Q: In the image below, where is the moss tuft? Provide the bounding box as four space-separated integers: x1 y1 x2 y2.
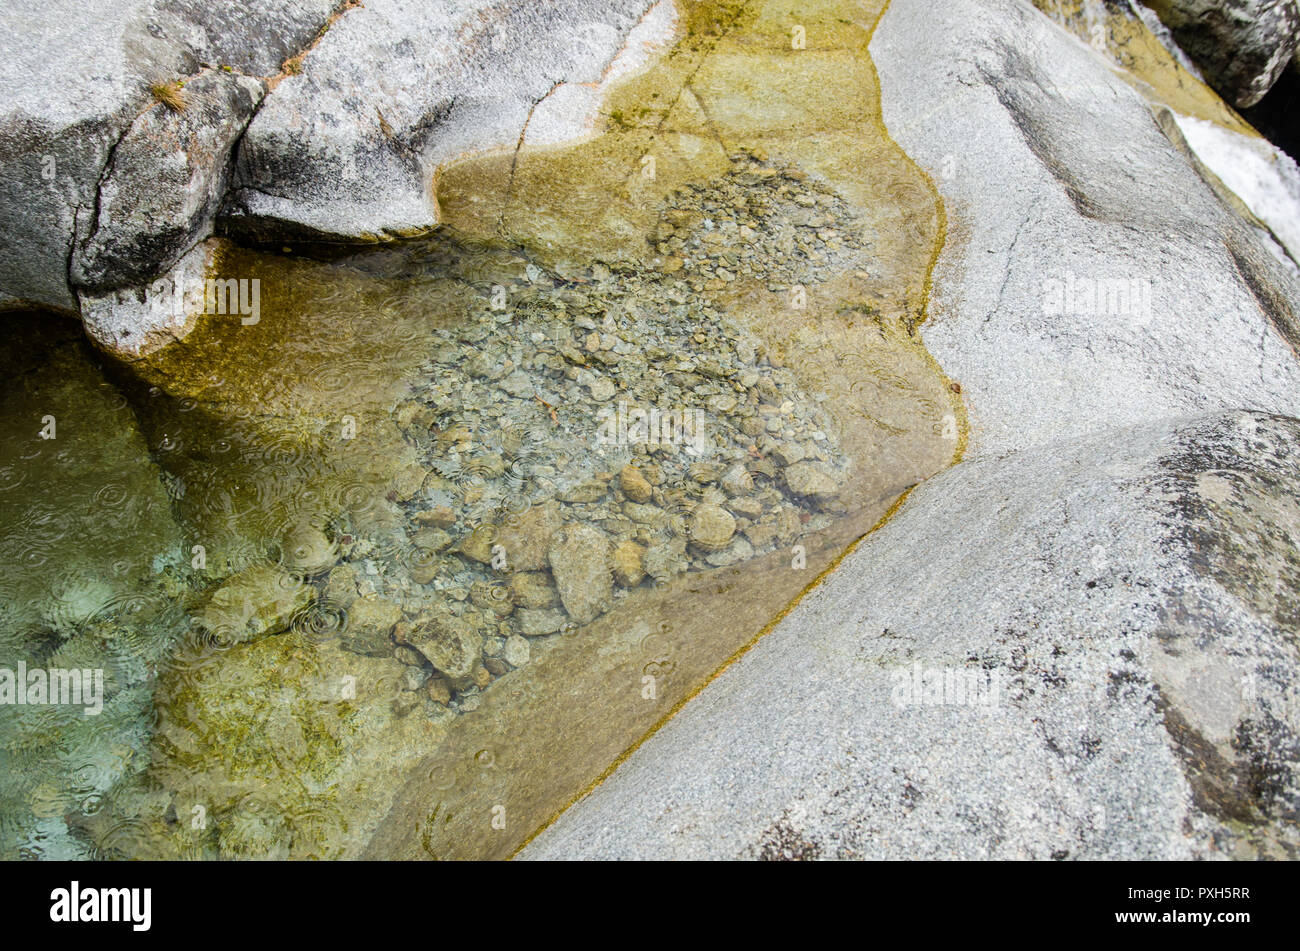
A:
149 80 187 113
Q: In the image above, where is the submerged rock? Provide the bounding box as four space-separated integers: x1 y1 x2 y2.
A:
496 503 562 572
470 580 515 617
509 571 560 609
548 524 613 625
0 317 189 860
218 802 291 861
396 612 483 690
516 607 568 637
342 597 402 656
281 522 338 576
85 629 446 860
687 503 736 553
612 540 648 587
782 463 842 507
720 463 755 497
503 634 531 668
458 525 498 565
409 527 453 554
196 564 314 647
643 538 688 583
619 465 654 503
323 564 361 607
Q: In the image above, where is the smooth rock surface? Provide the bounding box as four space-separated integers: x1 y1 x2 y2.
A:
1168 112 1300 264
880 0 1300 458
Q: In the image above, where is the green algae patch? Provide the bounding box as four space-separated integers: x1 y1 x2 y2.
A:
0 314 191 859
77 629 448 859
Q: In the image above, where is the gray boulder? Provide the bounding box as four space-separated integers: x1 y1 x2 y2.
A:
224 0 660 243
881 0 1300 457
0 0 337 310
1143 0 1300 107
1 0 665 355
77 237 225 357
71 69 263 292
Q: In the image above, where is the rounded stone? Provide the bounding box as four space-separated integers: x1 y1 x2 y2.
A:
282 523 337 576
689 503 736 552
620 465 654 503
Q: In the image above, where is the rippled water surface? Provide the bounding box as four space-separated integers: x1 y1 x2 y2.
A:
0 0 963 859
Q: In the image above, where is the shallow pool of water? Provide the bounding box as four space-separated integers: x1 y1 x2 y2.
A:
0 0 963 860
